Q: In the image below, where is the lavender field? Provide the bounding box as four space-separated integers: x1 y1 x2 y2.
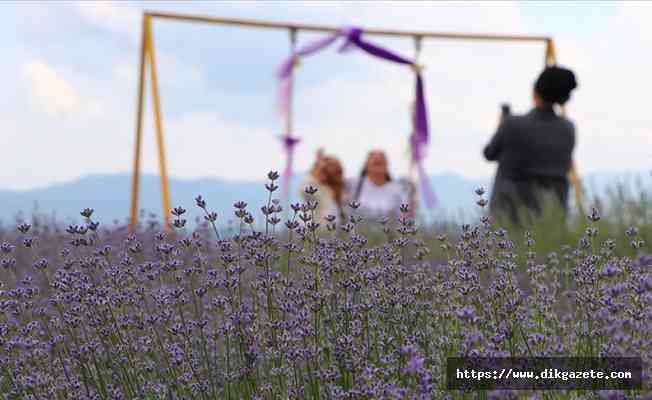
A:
0 171 650 399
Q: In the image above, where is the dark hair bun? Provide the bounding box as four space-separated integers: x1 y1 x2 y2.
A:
534 66 577 105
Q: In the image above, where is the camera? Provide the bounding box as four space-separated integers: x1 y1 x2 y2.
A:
501 103 511 117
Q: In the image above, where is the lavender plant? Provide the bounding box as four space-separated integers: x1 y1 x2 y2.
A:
0 172 650 400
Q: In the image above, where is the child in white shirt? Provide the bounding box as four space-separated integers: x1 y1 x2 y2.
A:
348 150 410 219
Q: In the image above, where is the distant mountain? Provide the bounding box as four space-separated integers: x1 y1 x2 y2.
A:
0 173 285 227
0 171 648 226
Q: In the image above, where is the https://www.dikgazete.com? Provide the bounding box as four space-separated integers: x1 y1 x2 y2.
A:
456 367 633 382
446 357 642 390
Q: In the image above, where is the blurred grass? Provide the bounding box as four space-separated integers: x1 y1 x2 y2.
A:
1 175 649 265
377 175 652 263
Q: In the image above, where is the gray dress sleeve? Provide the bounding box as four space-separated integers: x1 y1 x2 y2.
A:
484 118 512 161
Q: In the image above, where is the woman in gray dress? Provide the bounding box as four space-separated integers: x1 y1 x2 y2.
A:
483 66 578 224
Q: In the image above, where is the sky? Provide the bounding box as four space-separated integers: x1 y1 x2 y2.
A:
1 0 651 190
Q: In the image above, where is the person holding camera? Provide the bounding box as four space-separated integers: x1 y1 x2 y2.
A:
483 66 578 224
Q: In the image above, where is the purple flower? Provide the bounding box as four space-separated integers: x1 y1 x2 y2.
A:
17 223 31 233
195 195 207 209
636 254 652 268
599 263 621 278
588 207 601 222
455 305 476 322
171 206 186 217
234 201 248 209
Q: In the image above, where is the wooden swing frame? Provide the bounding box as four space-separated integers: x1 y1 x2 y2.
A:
129 10 584 231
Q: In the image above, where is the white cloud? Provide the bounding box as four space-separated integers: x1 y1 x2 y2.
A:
349 1 526 34
113 63 135 84
77 1 204 91
157 53 204 90
22 60 104 119
155 111 284 180
548 4 652 174
616 2 652 43
113 54 203 91
23 60 81 115
75 0 139 40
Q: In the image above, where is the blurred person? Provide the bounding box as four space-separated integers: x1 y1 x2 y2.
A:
301 149 346 222
350 150 410 218
484 66 578 224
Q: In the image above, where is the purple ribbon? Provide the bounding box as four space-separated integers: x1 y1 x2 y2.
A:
277 31 344 116
279 135 300 196
277 30 345 189
336 27 429 148
276 26 434 208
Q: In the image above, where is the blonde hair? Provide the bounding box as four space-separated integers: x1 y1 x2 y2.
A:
312 155 345 216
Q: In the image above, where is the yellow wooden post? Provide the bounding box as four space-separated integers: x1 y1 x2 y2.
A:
285 29 296 140
545 39 557 67
145 16 172 230
546 39 585 215
129 16 148 232
408 35 423 215
283 28 297 211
